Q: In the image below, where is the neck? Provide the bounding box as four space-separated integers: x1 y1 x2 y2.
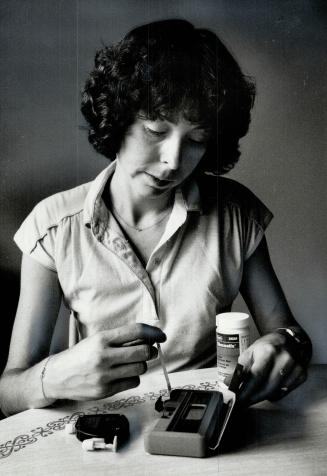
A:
109 162 174 228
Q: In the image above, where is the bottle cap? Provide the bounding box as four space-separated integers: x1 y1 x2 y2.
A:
216 312 249 331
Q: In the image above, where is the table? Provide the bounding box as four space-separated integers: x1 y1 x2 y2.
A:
0 365 326 475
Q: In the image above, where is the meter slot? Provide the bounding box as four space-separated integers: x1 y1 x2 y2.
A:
167 391 212 433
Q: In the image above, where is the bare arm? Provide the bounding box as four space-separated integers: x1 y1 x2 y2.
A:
238 237 312 405
0 254 62 415
0 254 166 415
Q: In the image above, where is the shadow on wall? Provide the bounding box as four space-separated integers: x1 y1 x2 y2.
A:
0 268 20 374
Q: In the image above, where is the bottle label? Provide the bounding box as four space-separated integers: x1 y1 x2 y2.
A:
217 332 249 385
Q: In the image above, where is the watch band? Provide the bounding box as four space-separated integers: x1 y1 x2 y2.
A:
275 327 312 365
276 327 302 343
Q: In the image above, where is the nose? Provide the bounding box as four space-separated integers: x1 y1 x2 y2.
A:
160 135 182 170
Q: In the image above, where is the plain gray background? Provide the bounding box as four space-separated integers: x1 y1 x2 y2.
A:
0 0 326 366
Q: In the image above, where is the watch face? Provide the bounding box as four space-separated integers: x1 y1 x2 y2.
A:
286 329 301 343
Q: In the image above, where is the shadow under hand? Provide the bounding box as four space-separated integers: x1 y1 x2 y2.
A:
219 365 327 455
219 404 308 455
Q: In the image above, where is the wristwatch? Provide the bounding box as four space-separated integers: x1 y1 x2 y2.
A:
275 327 312 366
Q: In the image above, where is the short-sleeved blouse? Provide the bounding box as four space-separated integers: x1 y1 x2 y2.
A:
14 162 273 373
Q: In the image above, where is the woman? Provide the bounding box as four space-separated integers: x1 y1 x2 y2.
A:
0 19 312 416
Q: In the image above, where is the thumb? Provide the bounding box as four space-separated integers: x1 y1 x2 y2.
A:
238 347 254 373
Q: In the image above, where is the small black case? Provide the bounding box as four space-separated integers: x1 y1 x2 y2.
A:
75 414 129 446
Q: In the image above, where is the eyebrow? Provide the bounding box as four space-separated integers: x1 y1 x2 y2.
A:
138 114 209 132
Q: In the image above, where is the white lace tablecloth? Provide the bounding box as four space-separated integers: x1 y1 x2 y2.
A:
0 366 326 476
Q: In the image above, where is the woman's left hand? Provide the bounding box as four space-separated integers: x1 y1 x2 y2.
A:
237 331 308 406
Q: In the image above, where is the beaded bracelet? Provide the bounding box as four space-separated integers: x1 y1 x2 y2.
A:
40 355 52 403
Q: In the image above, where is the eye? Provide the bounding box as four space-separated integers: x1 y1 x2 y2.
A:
144 126 167 137
188 131 209 144
188 137 205 144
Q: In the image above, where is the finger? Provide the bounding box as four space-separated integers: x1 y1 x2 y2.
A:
106 376 140 396
244 352 295 405
122 339 147 347
101 323 166 346
269 365 307 401
283 365 307 391
104 344 158 366
109 361 148 381
238 348 254 372
237 347 274 404
264 351 295 389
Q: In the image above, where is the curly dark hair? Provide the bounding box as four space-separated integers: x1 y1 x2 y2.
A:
81 19 255 175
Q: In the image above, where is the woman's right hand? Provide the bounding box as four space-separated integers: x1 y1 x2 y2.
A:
44 323 166 401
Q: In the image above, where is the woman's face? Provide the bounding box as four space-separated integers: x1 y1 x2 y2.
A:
116 113 209 198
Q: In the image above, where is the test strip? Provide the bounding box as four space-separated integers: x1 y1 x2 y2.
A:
157 343 171 395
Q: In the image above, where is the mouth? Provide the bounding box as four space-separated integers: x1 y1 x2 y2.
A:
145 173 176 187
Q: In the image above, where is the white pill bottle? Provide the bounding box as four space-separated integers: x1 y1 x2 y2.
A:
216 312 250 386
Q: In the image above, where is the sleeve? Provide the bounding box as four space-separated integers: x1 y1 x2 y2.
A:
242 195 273 261
222 179 274 261
13 199 58 272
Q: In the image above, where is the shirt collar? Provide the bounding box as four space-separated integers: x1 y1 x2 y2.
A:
83 161 203 228
83 161 117 228
181 175 202 213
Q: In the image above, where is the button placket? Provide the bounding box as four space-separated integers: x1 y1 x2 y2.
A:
102 227 156 299
90 197 156 304
139 287 159 324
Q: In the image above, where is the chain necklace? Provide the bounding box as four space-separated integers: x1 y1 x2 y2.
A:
111 205 172 232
